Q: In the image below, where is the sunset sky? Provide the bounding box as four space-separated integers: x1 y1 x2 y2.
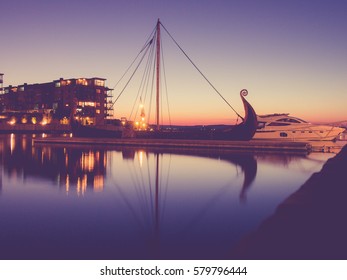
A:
1 0 346 125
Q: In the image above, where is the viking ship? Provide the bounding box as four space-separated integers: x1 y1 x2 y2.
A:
71 19 257 140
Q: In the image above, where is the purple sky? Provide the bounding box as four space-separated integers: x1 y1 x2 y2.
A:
1 0 347 124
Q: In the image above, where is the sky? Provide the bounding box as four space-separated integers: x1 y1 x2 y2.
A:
1 0 347 125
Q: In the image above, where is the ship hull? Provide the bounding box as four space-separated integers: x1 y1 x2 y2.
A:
71 93 258 141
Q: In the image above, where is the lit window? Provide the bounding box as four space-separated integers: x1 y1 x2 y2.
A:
55 82 61 87
96 109 100 114
19 86 24 91
77 79 88 86
94 79 105 87
268 122 290 126
278 118 300 123
84 102 96 107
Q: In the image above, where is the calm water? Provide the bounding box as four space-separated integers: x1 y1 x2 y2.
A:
0 134 335 260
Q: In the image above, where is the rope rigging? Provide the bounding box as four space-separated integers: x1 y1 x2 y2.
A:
111 41 152 108
159 22 243 120
129 36 156 121
110 19 243 124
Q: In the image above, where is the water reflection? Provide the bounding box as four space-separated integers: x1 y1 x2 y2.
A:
0 134 334 259
0 134 260 200
1 134 106 195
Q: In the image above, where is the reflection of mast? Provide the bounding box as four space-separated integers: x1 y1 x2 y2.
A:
155 153 159 236
151 152 160 256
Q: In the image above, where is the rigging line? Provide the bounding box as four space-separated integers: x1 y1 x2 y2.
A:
126 160 151 226
111 27 156 90
157 153 164 223
138 39 156 120
179 178 236 236
142 39 156 105
160 36 172 126
129 38 156 121
159 36 164 126
137 152 152 224
160 22 243 120
160 75 164 125
160 153 171 222
111 181 146 232
111 36 154 109
145 152 155 222
147 51 156 125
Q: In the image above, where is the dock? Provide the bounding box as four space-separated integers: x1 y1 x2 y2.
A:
33 136 312 153
0 123 70 134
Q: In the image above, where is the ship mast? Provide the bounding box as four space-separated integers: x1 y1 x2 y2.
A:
156 19 160 131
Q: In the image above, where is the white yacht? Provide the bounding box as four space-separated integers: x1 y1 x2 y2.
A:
254 114 345 141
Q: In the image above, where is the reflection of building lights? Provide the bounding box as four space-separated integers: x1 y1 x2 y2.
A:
22 137 27 151
70 133 73 138
66 174 70 193
10 133 15 154
76 175 87 196
138 150 144 167
81 151 95 172
93 175 104 192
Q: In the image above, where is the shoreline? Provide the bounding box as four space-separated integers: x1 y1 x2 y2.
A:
231 144 347 259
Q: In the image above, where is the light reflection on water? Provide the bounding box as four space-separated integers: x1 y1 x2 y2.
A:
0 134 335 259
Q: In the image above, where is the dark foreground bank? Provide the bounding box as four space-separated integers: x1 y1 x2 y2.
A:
231 144 347 259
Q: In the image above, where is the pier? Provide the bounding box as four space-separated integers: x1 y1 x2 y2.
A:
33 137 312 153
0 123 70 134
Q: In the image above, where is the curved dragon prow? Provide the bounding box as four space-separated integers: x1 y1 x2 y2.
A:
225 89 258 141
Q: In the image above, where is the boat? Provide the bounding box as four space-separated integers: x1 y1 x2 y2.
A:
71 19 258 140
254 113 345 141
70 120 124 138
